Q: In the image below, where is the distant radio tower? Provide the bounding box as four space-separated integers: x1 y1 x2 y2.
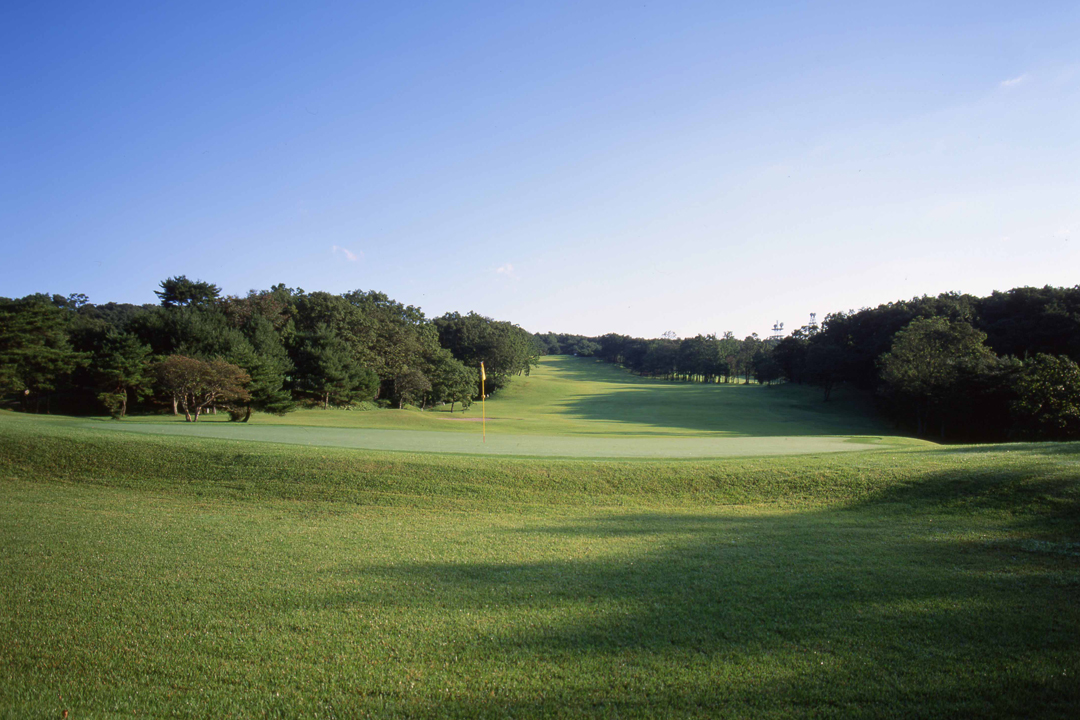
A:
770 321 784 341
808 313 819 335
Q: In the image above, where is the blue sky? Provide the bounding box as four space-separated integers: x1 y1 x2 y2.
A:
3 1 1078 338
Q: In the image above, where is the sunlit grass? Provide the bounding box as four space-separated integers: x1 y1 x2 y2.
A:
111 355 891 438
59 355 919 459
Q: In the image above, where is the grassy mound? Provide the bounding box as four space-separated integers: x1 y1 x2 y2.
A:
1 411 1073 512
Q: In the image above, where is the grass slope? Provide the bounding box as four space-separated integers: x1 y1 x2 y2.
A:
2 412 1079 717
473 355 890 437
76 356 915 458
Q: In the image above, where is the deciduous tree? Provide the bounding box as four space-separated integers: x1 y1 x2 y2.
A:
394 368 431 409
435 312 538 391
425 349 478 412
155 355 250 422
1012 354 1080 439
879 318 995 437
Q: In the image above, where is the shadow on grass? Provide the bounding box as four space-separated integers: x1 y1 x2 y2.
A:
363 674 1076 720
938 442 1080 456
554 384 889 437
323 500 1080 715
532 356 890 438
849 453 1080 537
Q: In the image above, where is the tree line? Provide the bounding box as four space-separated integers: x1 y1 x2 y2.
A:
0 277 538 420
4 278 1078 441
534 331 781 385
535 286 1080 442
777 287 1080 441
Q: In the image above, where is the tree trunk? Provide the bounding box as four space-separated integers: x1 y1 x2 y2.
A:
172 395 178 415
450 401 456 413
120 388 128 418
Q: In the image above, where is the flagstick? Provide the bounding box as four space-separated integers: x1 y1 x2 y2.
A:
480 362 486 442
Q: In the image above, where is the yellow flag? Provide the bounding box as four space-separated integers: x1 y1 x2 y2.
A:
479 362 486 442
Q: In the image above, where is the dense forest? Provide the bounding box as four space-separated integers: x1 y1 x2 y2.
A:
0 277 537 421
2 280 1079 442
534 286 1080 442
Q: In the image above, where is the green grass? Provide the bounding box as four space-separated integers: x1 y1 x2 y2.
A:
73 356 920 458
2 411 1079 717
109 355 890 437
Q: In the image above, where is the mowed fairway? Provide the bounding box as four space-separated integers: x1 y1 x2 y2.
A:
76 356 914 458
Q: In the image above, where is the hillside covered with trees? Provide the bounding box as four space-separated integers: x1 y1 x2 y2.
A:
0 277 537 420
535 286 1080 442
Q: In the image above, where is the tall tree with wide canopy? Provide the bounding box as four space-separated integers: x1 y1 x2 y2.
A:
879 317 996 437
425 348 478 412
155 355 250 422
155 276 222 308
435 312 537 391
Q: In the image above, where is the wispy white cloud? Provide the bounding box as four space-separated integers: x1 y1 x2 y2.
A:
999 74 1028 88
495 262 518 279
332 245 360 262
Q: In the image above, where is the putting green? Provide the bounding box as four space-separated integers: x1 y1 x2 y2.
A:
85 421 892 458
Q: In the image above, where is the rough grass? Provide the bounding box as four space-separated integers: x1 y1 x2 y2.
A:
2 412 1079 717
